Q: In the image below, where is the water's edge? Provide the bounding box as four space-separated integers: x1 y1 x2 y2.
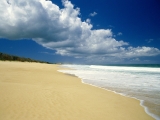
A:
58 70 159 120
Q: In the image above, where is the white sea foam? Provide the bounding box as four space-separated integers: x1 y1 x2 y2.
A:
59 64 160 120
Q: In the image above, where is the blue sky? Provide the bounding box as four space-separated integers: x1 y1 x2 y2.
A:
0 0 160 64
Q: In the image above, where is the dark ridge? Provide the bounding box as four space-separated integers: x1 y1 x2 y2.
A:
0 52 51 64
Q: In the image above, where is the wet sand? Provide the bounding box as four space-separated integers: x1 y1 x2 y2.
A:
0 61 154 120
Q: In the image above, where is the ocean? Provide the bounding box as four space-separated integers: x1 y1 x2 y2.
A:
59 64 160 120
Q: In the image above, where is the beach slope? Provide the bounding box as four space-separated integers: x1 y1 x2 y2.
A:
0 61 154 120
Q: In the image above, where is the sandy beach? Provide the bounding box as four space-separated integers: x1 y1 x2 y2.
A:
0 61 154 120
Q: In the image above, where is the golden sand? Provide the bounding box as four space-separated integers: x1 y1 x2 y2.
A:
0 61 154 120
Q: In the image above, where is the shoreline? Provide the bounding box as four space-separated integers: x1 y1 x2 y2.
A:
82 80 159 120
59 65 160 120
60 70 159 120
80 78 159 120
0 61 154 120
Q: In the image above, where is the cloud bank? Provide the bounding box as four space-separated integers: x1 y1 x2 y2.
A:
0 0 160 63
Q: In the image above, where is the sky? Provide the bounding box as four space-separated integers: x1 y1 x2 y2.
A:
0 0 160 64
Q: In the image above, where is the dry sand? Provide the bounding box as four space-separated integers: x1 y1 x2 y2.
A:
0 61 154 120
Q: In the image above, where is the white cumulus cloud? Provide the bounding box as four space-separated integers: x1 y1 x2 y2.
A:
0 0 160 63
89 12 97 17
117 32 122 36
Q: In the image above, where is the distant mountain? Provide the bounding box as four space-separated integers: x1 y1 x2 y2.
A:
0 52 51 64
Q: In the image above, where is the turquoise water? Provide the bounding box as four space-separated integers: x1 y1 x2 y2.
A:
59 64 160 120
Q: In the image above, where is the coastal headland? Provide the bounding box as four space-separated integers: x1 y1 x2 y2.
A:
0 61 154 120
